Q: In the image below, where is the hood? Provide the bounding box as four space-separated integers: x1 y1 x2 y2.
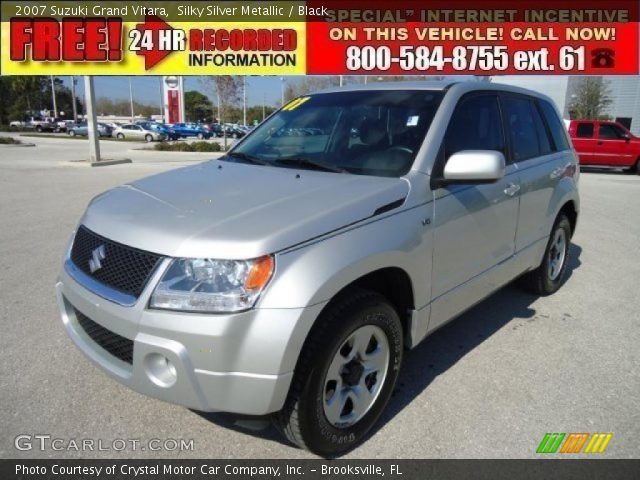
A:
81 160 410 259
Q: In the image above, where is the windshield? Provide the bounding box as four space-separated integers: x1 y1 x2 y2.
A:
228 90 444 177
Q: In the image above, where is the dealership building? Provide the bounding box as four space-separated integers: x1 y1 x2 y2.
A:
496 76 640 135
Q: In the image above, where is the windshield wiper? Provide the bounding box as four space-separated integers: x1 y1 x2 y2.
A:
274 157 347 173
225 151 270 166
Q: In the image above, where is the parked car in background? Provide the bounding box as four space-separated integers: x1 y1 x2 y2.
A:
31 117 57 132
68 122 113 137
206 123 224 137
57 82 579 456
60 120 76 132
114 124 166 142
139 122 179 141
170 123 212 139
223 124 247 139
9 119 28 128
568 120 640 173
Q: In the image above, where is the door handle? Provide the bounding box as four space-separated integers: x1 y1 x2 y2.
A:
503 183 520 196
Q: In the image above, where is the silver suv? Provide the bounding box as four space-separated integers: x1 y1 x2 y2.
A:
57 82 579 456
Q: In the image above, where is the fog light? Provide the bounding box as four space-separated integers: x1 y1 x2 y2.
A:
144 353 177 387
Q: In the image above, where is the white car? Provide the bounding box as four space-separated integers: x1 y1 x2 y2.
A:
113 124 166 142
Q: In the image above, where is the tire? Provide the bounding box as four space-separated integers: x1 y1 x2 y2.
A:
69 130 76 137
145 134 153 143
197 133 204 139
36 125 43 132
273 288 403 457
520 214 571 295
634 158 640 175
116 133 125 140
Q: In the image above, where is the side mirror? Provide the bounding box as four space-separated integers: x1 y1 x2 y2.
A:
442 150 506 184
622 132 631 142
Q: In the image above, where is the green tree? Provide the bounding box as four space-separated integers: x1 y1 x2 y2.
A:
8 76 47 118
569 77 612 119
184 90 214 122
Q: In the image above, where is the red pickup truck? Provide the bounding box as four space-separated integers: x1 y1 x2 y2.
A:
568 120 640 173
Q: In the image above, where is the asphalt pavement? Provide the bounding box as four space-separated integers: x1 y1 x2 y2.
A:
1 135 639 458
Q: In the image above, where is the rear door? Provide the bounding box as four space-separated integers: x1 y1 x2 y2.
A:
570 121 597 164
507 96 569 258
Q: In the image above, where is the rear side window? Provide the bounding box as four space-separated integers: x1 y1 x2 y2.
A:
532 104 553 156
598 124 624 139
538 100 570 151
444 94 504 159
576 123 594 138
501 96 539 161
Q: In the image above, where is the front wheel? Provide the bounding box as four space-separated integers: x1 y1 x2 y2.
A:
520 214 571 295
116 133 125 140
273 289 403 457
145 134 153 142
69 130 76 137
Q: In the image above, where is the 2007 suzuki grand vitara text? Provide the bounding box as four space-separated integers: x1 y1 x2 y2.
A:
57 82 579 456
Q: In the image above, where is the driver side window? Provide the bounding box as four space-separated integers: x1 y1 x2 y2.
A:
444 95 504 160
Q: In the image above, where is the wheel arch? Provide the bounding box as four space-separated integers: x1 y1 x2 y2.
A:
558 199 578 237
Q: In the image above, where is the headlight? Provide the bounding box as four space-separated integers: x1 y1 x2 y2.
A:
150 256 274 313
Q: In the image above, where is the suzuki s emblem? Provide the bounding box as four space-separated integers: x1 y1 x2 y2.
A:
89 245 106 273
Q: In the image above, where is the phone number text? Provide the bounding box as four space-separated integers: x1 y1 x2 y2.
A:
346 45 586 72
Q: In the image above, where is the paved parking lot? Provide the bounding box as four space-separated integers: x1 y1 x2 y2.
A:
1 136 639 458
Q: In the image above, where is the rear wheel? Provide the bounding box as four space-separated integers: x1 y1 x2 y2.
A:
145 134 153 142
273 288 403 457
520 214 571 295
36 125 43 132
69 130 76 137
116 133 125 140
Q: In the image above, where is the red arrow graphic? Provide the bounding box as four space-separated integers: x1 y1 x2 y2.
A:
133 15 175 70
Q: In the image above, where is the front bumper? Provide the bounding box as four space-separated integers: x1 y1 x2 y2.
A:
56 264 325 415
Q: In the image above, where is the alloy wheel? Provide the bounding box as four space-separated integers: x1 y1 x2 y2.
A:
322 325 390 428
547 228 567 281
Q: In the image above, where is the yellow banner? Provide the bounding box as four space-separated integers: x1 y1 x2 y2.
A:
0 20 306 75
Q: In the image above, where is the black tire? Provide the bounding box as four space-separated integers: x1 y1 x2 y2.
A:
116 133 125 140
520 214 572 295
69 130 76 137
273 288 403 457
197 132 204 139
145 134 153 142
36 125 43 132
634 158 640 175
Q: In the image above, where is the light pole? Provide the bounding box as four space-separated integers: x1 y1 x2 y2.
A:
128 77 135 122
70 76 78 123
50 76 58 118
158 76 164 121
84 76 101 164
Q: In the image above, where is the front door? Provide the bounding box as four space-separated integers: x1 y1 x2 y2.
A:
429 93 520 331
